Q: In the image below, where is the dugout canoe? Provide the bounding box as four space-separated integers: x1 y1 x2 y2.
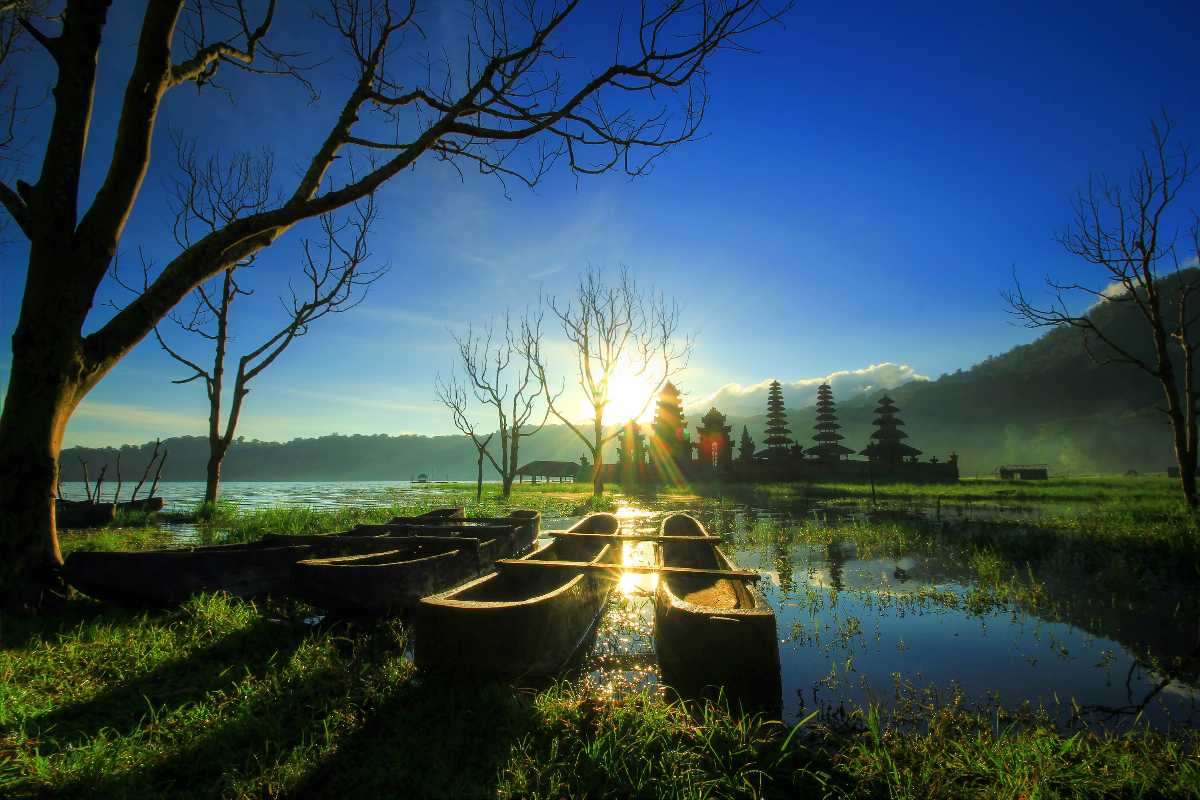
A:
415 513 621 677
340 509 537 540
56 496 168 529
62 534 411 608
55 499 116 528
654 513 781 709
292 518 540 616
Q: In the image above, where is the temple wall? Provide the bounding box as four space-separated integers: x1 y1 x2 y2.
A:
591 455 959 485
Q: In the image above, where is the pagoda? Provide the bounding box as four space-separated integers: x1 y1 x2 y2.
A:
616 419 648 484
650 382 690 479
762 380 793 458
737 425 755 465
694 407 733 472
860 394 922 465
616 420 647 465
806 383 854 460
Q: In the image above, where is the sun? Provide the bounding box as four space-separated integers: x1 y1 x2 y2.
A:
576 354 662 425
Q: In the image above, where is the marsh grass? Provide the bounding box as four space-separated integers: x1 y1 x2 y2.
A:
2 593 1196 798
736 475 1185 504
25 476 1200 796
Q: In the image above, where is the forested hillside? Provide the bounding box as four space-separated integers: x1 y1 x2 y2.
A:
61 272 1193 480
731 273 1190 475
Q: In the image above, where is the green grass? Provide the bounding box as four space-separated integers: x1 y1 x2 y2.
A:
30 476 1200 796
728 474 1186 505
1 593 1196 798
0 592 1195 796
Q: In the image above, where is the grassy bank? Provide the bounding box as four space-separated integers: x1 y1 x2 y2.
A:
719 474 1184 505
29 477 1199 796
2 592 1196 799
58 483 620 555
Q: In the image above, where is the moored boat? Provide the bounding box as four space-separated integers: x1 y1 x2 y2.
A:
56 496 168 529
415 513 621 677
55 499 116 528
62 534 412 608
292 517 540 615
654 513 781 710
61 508 510 608
340 509 535 539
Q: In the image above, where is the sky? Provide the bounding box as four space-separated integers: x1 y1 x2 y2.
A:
1 1 1198 447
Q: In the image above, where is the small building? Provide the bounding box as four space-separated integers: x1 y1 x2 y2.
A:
515 460 581 483
997 465 1048 480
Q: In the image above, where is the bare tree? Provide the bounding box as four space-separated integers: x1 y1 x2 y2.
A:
450 312 550 497
522 266 692 496
154 187 383 506
0 0 787 608
435 374 495 502
1006 116 1200 506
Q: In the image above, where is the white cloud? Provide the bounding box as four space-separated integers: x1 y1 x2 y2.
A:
72 401 205 431
275 386 443 416
1085 279 1132 310
356 307 467 330
684 362 929 417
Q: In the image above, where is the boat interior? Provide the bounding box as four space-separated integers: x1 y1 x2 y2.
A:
296 535 488 567
660 515 754 610
450 516 619 602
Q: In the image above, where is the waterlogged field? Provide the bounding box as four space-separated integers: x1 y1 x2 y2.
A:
7 477 1198 797
575 503 1200 733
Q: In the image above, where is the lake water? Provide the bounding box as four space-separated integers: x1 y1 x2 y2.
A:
62 481 1200 732
58 480 471 512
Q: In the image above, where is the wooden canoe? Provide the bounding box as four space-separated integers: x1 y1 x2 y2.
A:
654 513 782 710
62 534 412 608
292 518 540 616
55 499 116 528
341 509 539 540
56 497 167 529
415 513 621 677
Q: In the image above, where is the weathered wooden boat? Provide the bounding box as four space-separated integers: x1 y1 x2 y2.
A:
56 499 116 528
654 513 781 709
121 496 166 512
63 534 413 608
292 515 540 616
56 496 167 529
415 513 621 677
340 509 535 539
61 507 502 608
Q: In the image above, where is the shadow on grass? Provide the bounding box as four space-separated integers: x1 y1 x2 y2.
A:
13 615 307 758
0 596 133 651
288 675 535 799
27 614 529 800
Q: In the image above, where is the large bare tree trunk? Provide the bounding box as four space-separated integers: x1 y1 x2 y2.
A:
204 449 225 505
0 287 89 607
592 420 605 497
475 449 486 503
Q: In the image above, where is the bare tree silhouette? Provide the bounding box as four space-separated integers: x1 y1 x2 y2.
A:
0 0 787 607
522 267 692 496
152 161 384 505
448 312 550 497
1006 116 1200 506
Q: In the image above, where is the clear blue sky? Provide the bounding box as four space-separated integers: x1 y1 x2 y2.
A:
1 1 1198 446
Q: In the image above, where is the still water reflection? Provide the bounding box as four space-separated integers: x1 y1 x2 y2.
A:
65 481 1200 731
580 503 1199 731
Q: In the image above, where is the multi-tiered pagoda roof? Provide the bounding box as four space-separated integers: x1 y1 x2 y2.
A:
806 383 854 459
860 394 922 463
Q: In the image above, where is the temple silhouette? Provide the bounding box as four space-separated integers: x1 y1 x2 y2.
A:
594 381 959 484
